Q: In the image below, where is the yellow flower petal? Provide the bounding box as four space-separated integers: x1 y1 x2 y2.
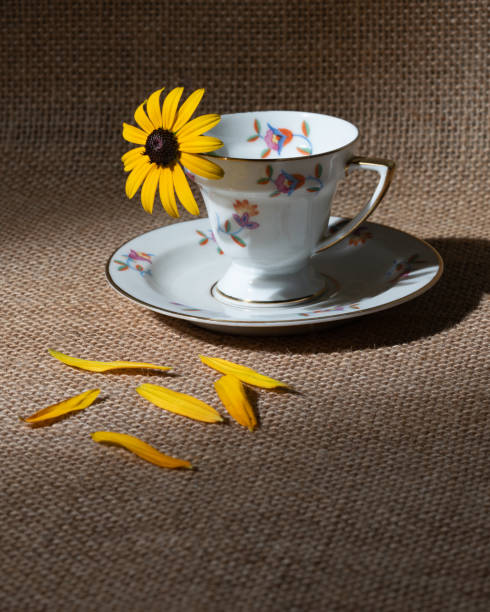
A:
123 152 148 172
180 153 224 180
159 167 179 218
122 146 145 164
172 88 205 132
91 432 193 470
48 349 171 373
146 87 164 129
126 158 152 199
199 355 289 389
173 163 199 215
178 136 224 154
141 164 160 214
136 383 223 423
134 102 154 134
21 389 100 424
176 114 221 140
214 375 257 431
122 123 148 145
162 86 184 130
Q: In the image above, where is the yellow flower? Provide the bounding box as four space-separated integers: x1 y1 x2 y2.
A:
122 87 224 217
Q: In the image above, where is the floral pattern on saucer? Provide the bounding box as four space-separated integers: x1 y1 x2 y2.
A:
114 250 153 277
196 230 224 254
169 301 218 317
296 303 361 317
328 220 373 246
387 254 427 283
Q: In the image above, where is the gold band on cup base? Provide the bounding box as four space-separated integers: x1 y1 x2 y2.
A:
210 275 338 307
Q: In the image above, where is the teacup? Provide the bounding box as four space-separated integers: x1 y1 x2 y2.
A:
193 111 395 305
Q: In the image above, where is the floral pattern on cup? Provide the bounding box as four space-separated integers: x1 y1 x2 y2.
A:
215 200 260 248
114 250 153 276
257 164 324 197
233 199 259 217
247 119 313 158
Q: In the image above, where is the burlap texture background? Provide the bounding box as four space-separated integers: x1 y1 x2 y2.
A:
1 1 489 610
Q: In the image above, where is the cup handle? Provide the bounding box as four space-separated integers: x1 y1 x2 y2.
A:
314 156 396 254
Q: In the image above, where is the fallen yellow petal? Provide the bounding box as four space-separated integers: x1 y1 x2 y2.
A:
214 375 257 431
199 355 289 389
48 349 171 373
91 432 193 470
21 389 101 423
136 383 223 423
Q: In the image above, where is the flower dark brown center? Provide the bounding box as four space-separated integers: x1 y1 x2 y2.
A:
145 128 180 167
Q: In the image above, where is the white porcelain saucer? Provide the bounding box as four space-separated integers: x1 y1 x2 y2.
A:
106 217 443 335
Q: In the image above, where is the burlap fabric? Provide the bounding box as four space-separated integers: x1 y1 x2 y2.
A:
1 1 488 610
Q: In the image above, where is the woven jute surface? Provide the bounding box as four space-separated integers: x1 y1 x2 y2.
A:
1 1 489 610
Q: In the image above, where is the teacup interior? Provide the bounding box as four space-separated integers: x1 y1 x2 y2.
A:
207 111 358 159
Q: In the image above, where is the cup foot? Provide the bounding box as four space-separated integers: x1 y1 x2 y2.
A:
211 281 330 307
212 262 333 307
210 264 338 308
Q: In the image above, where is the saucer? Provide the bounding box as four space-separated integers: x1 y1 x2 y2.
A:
106 217 443 335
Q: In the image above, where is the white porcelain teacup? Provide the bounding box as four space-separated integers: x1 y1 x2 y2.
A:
193 111 395 306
